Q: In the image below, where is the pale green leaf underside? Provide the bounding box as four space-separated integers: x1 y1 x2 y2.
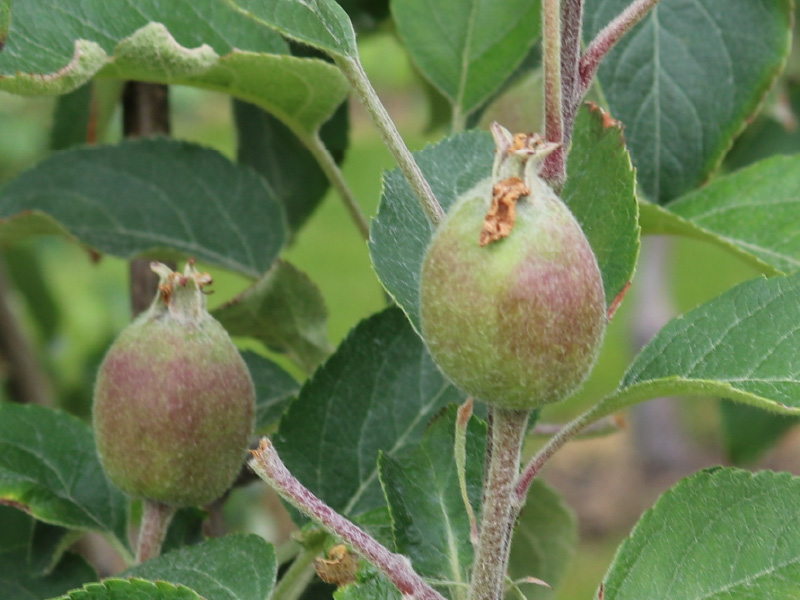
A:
509 481 576 600
276 307 467 520
590 271 800 421
603 469 800 599
213 261 331 373
0 138 287 278
56 578 202 600
391 0 540 117
585 0 792 202
226 0 357 58
124 535 277 600
380 407 486 594
0 2 348 134
0 402 130 553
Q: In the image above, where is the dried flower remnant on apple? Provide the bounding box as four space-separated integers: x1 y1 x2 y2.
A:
420 123 607 410
93 261 255 507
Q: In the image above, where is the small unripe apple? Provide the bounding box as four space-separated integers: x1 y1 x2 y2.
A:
420 128 606 410
93 262 255 507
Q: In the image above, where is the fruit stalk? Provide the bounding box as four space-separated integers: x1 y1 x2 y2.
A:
468 408 529 600
136 499 176 563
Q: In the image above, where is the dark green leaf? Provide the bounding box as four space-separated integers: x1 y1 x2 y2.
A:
0 402 130 553
160 507 207 555
379 406 486 593
0 549 96 600
242 351 300 431
563 103 639 305
235 99 349 234
352 507 394 549
226 0 357 58
125 534 277 600
584 0 792 202
0 138 287 278
55 578 202 600
50 83 92 151
616 271 800 414
214 261 330 373
725 80 800 171
391 0 540 121
335 568 401 600
602 469 800 599
664 155 800 274
29 521 82 574
4 244 61 341
0 503 33 547
276 307 467 520
509 481 576 600
720 400 798 464
336 0 390 32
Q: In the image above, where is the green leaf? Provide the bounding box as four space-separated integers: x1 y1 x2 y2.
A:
226 0 358 58
335 568 402 600
584 0 792 202
214 261 331 373
56 578 202 600
370 114 637 331
0 138 287 278
720 400 798 465
276 307 467 520
242 351 300 431
124 534 277 600
379 406 486 594
0 548 97 600
663 155 800 274
597 271 800 418
638 200 781 276
0 3 350 137
391 0 540 121
602 468 800 599
509 481 576 600
29 521 83 574
563 103 639 305
50 83 92 151
235 99 349 234
0 402 130 553
725 80 800 171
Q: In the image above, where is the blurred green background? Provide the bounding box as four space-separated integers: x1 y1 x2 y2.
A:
0 28 781 600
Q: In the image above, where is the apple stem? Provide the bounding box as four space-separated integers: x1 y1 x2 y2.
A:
468 408 530 600
136 499 176 564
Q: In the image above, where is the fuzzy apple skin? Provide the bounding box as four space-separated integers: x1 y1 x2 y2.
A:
420 180 606 410
94 274 254 507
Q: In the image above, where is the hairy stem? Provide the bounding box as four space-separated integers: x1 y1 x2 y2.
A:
272 536 327 600
334 55 445 226
136 499 176 564
468 409 529 600
250 439 448 600
559 0 584 150
304 132 370 240
541 0 566 187
579 0 661 96
515 403 606 504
